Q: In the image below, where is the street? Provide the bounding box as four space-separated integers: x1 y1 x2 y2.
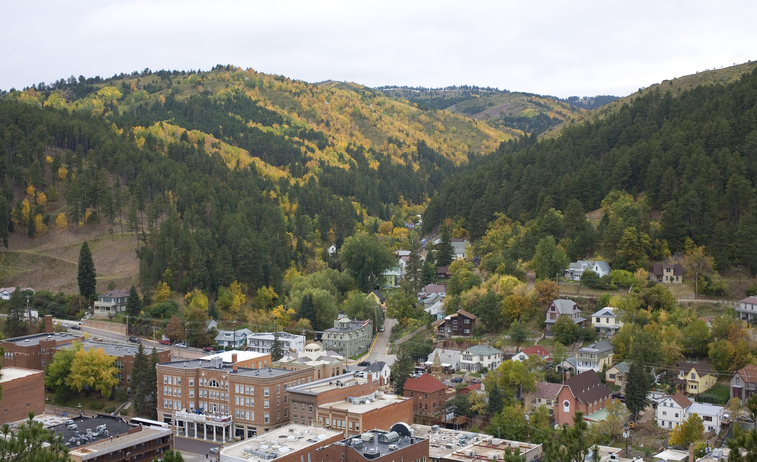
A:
363 318 397 366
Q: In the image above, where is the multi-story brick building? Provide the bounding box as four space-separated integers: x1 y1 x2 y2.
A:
52 415 173 462
0 367 45 422
403 373 447 415
220 424 343 462
554 370 612 426
157 354 312 441
288 372 412 438
316 424 428 462
273 343 346 382
67 340 171 389
1 315 83 370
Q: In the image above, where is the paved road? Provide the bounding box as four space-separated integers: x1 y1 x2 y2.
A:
175 436 222 462
364 318 398 366
71 321 205 360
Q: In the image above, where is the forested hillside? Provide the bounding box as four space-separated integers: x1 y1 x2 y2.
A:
377 86 615 135
0 65 515 296
423 66 757 276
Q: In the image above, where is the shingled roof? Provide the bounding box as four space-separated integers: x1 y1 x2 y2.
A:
736 364 757 383
561 370 611 404
670 391 692 409
403 373 446 393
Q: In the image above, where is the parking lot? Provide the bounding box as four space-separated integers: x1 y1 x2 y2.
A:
175 436 222 461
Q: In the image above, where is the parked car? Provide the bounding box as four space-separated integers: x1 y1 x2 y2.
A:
128 336 141 344
203 346 215 353
158 339 171 345
358 361 370 366
210 447 220 455
379 326 385 332
451 377 463 383
70 324 81 330
175 342 187 348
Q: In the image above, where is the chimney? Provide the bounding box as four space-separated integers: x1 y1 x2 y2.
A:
565 371 571 380
233 364 238 373
232 353 238 364
45 315 53 334
689 444 694 462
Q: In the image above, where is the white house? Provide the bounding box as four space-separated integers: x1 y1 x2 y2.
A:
591 307 622 337
362 361 391 386
656 391 690 430
214 328 252 348
247 332 306 354
424 348 461 373
0 287 15 300
459 345 501 372
737 296 757 322
687 402 725 434
564 260 611 281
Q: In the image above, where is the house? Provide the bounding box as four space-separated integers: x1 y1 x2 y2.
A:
205 319 218 331
247 332 306 354
675 361 716 395
438 309 476 337
655 392 725 435
323 314 373 357
730 364 757 404
591 307 622 337
458 383 482 395
511 345 551 362
437 267 452 279
424 300 446 320
0 287 16 300
564 260 612 281
362 361 391 385
527 381 562 415
421 284 447 298
576 339 614 374
554 370 612 426
555 356 578 375
451 238 469 261
214 328 252 348
605 361 631 392
371 290 386 305
381 266 403 288
403 373 447 415
544 299 585 333
424 348 461 373
328 244 337 255
93 289 130 317
458 345 501 372
737 296 757 322
650 263 683 284
655 391 691 430
421 292 444 308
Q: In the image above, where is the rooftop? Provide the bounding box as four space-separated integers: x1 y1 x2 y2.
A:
687 401 724 416
98 290 130 298
51 415 133 449
464 345 500 356
319 393 407 414
158 359 297 378
62 340 168 357
2 331 83 346
410 424 482 459
404 373 446 393
0 366 44 383
579 339 614 353
441 436 542 462
69 425 172 461
200 350 269 363
288 372 370 396
330 424 424 460
221 424 342 462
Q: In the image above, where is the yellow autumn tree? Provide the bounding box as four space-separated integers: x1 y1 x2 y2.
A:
217 281 247 319
55 213 68 230
36 192 47 206
34 214 46 235
57 166 68 180
26 183 35 197
66 347 119 398
154 281 172 304
185 288 209 311
254 286 277 310
271 305 295 329
21 199 30 222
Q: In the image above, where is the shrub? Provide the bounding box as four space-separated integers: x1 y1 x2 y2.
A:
89 402 105 410
104 406 116 414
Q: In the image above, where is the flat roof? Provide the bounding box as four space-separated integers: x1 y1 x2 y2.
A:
51 416 134 448
159 359 299 378
442 438 542 462
2 332 82 346
335 427 425 460
221 424 342 462
0 366 44 383
289 372 368 396
653 449 689 462
200 350 269 362
69 426 172 461
319 393 407 414
69 340 168 357
410 425 483 459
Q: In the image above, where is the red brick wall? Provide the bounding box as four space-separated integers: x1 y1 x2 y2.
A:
404 388 446 414
314 380 380 406
363 398 413 431
317 438 429 462
0 368 45 422
276 432 343 462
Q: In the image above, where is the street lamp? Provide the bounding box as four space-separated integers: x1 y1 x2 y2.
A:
623 430 630 457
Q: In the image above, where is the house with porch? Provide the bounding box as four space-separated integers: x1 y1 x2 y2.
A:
564 260 611 281
215 328 253 349
591 307 622 337
438 309 476 337
93 290 130 317
576 339 614 374
458 345 501 372
605 361 631 392
545 299 585 334
675 361 716 395
650 263 683 284
737 296 757 322
730 364 757 405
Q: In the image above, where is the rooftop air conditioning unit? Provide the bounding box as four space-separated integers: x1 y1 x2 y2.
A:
388 445 398 451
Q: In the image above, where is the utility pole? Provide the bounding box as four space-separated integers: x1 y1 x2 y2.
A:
27 294 32 330
126 315 129 341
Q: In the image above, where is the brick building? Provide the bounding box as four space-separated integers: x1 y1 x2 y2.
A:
403 373 447 415
288 372 412 437
438 310 476 337
554 370 612 426
316 424 428 462
273 343 346 382
0 367 45 422
1 315 83 370
220 424 343 462
67 340 170 389
52 415 173 462
157 354 312 441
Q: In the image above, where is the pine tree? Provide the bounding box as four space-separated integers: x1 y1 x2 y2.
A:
4 288 29 338
436 223 455 267
131 343 150 415
298 294 318 330
0 195 10 249
487 381 504 415
624 362 651 420
126 285 142 318
403 238 424 296
77 241 97 300
270 330 285 362
390 343 415 395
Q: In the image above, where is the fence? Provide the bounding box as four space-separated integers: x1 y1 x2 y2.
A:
83 319 127 335
395 320 444 346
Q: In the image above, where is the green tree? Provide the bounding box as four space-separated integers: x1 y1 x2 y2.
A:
0 414 70 462
298 294 318 330
533 236 569 280
403 237 425 296
390 343 415 395
552 315 580 346
45 342 83 403
625 361 651 420
487 381 504 415
543 412 592 462
270 330 285 362
436 223 455 267
4 288 29 338
340 233 395 292
508 321 529 344
77 241 97 300
145 347 159 418
161 449 185 462
0 196 10 249
735 212 757 275
386 291 419 325
131 343 151 415
682 319 711 357
668 413 704 448
708 340 736 372
728 426 757 462
487 405 528 441
126 285 142 319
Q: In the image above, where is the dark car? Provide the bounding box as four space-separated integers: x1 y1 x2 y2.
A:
203 346 216 353
612 392 625 403
358 361 370 367
452 377 463 383
128 336 141 343
158 339 171 345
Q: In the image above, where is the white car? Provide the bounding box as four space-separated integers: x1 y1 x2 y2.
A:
210 447 220 454
175 343 188 348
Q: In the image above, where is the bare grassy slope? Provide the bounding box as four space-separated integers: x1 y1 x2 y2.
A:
0 224 140 294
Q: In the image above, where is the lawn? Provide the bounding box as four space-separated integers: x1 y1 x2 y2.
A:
539 338 555 347
46 391 127 415
699 384 730 405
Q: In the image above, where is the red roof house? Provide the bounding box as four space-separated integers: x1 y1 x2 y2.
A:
403 373 447 415
554 370 612 426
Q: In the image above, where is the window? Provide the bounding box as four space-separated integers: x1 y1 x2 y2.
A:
264 400 270 409
264 388 269 396
277 385 280 394
264 413 270 423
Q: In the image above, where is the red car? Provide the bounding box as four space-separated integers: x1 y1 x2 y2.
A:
203 346 216 353
158 339 171 345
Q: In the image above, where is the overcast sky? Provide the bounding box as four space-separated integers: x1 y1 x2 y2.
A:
2 0 755 98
